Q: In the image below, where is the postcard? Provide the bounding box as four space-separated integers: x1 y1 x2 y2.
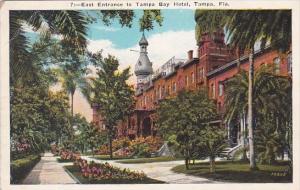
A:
0 0 299 190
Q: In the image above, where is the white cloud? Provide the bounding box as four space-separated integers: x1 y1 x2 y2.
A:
87 30 197 83
93 26 121 32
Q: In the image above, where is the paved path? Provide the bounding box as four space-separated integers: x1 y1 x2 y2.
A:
82 156 221 184
22 152 76 184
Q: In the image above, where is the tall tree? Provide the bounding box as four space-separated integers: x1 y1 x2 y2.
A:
224 66 291 164
157 89 218 169
84 54 134 159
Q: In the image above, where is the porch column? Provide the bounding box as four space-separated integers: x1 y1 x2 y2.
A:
227 121 231 141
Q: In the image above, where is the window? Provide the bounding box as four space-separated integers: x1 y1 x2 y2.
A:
158 86 161 99
198 67 204 79
287 53 292 74
218 83 223 96
185 76 189 86
162 86 165 98
173 82 176 92
274 57 280 74
191 72 195 83
211 83 215 98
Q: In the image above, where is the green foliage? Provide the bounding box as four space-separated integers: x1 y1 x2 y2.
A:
139 10 163 31
197 126 227 173
72 115 106 155
10 155 41 184
11 86 72 154
224 66 292 164
84 54 134 158
132 144 151 158
157 89 218 169
195 10 291 52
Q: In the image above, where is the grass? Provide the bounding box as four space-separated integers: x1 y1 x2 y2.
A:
90 155 132 160
64 165 165 184
171 160 292 183
117 156 182 164
56 158 74 163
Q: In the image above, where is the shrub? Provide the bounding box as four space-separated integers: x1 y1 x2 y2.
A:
10 154 41 183
97 136 163 158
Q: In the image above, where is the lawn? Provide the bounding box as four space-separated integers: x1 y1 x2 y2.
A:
90 155 132 160
64 165 165 184
172 160 292 183
117 156 182 164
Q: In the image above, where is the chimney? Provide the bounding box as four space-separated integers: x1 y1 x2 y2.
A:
187 50 193 60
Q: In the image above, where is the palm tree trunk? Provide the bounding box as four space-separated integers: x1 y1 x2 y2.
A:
248 48 257 170
71 93 74 117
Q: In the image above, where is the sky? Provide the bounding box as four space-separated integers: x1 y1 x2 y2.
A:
24 9 198 122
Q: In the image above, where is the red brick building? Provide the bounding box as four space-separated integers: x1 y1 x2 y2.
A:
92 31 292 146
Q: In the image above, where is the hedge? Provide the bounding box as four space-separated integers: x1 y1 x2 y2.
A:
10 154 41 184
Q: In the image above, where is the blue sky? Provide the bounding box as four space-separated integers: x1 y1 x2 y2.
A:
24 9 197 121
87 9 195 48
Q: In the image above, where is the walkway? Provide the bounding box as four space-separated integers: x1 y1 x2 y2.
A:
22 152 76 184
82 156 220 184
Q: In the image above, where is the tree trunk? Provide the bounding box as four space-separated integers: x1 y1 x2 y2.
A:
210 157 216 173
241 113 248 161
71 93 74 117
248 48 257 170
185 158 189 170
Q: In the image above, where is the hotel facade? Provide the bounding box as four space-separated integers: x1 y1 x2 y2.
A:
92 31 292 147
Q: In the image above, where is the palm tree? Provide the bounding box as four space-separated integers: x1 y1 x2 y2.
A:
10 10 89 84
195 10 291 170
224 66 291 164
55 61 88 117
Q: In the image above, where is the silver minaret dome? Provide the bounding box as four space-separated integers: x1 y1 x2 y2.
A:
134 33 153 78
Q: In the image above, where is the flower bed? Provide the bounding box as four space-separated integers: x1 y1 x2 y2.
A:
74 158 145 180
59 149 79 162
